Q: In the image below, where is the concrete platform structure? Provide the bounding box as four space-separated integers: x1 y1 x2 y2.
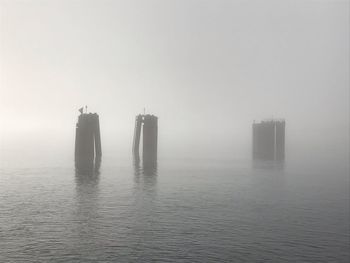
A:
252 119 285 161
133 114 158 167
75 110 102 173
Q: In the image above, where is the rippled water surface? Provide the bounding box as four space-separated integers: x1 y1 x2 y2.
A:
0 153 349 262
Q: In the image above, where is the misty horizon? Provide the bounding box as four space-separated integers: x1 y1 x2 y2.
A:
0 1 348 156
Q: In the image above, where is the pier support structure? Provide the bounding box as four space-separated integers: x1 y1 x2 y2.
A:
133 114 158 166
252 119 285 161
75 112 102 173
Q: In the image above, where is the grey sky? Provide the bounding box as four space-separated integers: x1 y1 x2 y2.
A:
0 0 348 158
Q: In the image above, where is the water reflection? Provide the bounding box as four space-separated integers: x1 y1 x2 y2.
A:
74 157 100 206
75 169 100 188
74 162 100 215
133 157 157 190
129 157 158 258
252 158 285 170
73 160 100 252
133 159 158 199
75 156 101 176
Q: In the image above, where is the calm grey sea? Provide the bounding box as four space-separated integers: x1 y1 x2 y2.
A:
0 147 349 262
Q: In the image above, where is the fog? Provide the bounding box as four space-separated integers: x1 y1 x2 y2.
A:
0 0 348 163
